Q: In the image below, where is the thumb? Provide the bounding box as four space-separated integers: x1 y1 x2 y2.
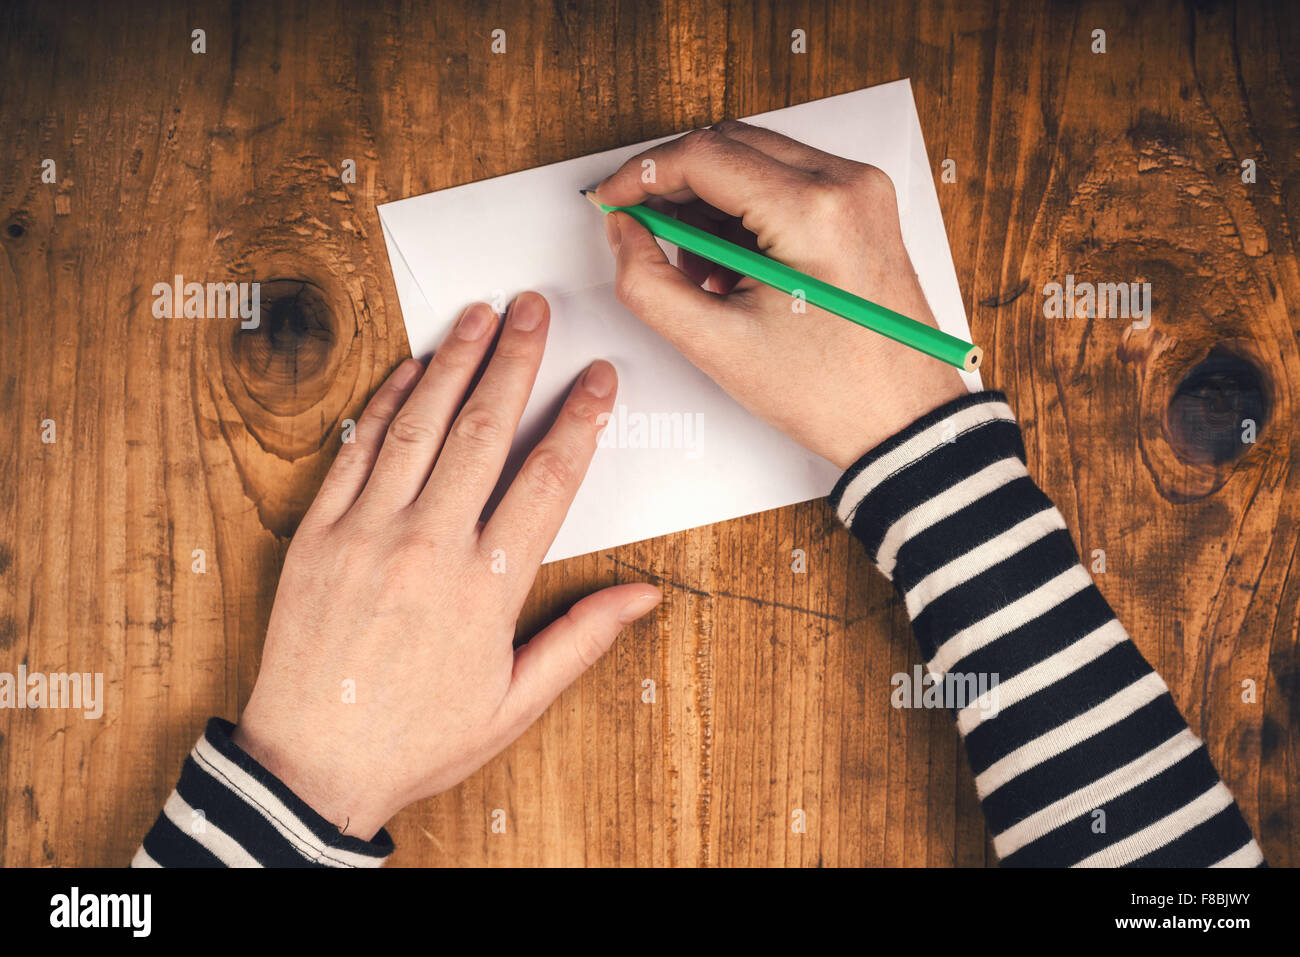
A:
607 210 735 359
496 583 663 737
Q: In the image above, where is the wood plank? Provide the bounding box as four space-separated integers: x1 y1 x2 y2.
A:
0 0 1294 867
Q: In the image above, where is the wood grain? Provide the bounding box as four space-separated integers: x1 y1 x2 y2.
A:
0 0 1295 867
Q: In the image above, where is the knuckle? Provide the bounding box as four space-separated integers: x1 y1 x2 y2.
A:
430 342 474 374
562 395 605 427
393 529 438 561
565 615 605 671
679 127 721 157
386 412 439 447
524 447 577 497
492 337 536 362
711 118 749 137
573 639 600 671
373 390 407 420
849 163 896 201
453 406 505 448
805 180 849 223
333 440 375 475
613 265 642 306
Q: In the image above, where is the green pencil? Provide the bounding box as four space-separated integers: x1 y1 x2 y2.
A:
582 189 981 372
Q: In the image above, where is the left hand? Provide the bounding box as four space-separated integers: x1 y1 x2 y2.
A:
231 291 662 839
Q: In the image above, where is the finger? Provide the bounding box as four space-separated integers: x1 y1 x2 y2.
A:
677 246 714 287
494 584 663 738
418 291 550 523
675 202 725 287
481 360 618 577
709 119 841 174
674 201 752 293
303 357 424 527
594 128 815 236
607 210 756 366
353 302 499 514
703 262 745 295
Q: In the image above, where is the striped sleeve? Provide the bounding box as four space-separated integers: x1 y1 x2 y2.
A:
831 390 1265 868
131 718 393 868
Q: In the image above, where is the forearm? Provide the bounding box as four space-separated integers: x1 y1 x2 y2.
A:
833 389 1264 867
132 719 393 868
135 388 1266 868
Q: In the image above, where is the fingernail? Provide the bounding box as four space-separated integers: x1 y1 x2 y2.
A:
582 361 615 398
618 589 662 624
455 304 492 340
604 212 622 253
391 358 422 389
510 293 544 331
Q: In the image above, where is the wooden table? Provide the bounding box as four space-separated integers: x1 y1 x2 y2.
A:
1 0 1296 867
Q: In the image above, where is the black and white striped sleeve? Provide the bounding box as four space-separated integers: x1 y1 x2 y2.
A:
830 389 1265 867
131 718 393 867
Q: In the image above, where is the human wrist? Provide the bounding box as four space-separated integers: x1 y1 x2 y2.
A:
827 361 967 468
230 714 396 841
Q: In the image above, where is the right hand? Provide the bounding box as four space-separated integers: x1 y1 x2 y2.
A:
595 120 967 469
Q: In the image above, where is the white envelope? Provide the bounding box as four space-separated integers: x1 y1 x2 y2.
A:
378 78 979 563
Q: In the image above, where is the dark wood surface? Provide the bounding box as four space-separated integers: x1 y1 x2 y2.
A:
1 0 1296 867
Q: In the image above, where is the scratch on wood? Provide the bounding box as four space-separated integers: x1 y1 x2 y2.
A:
978 276 1031 308
605 555 853 625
